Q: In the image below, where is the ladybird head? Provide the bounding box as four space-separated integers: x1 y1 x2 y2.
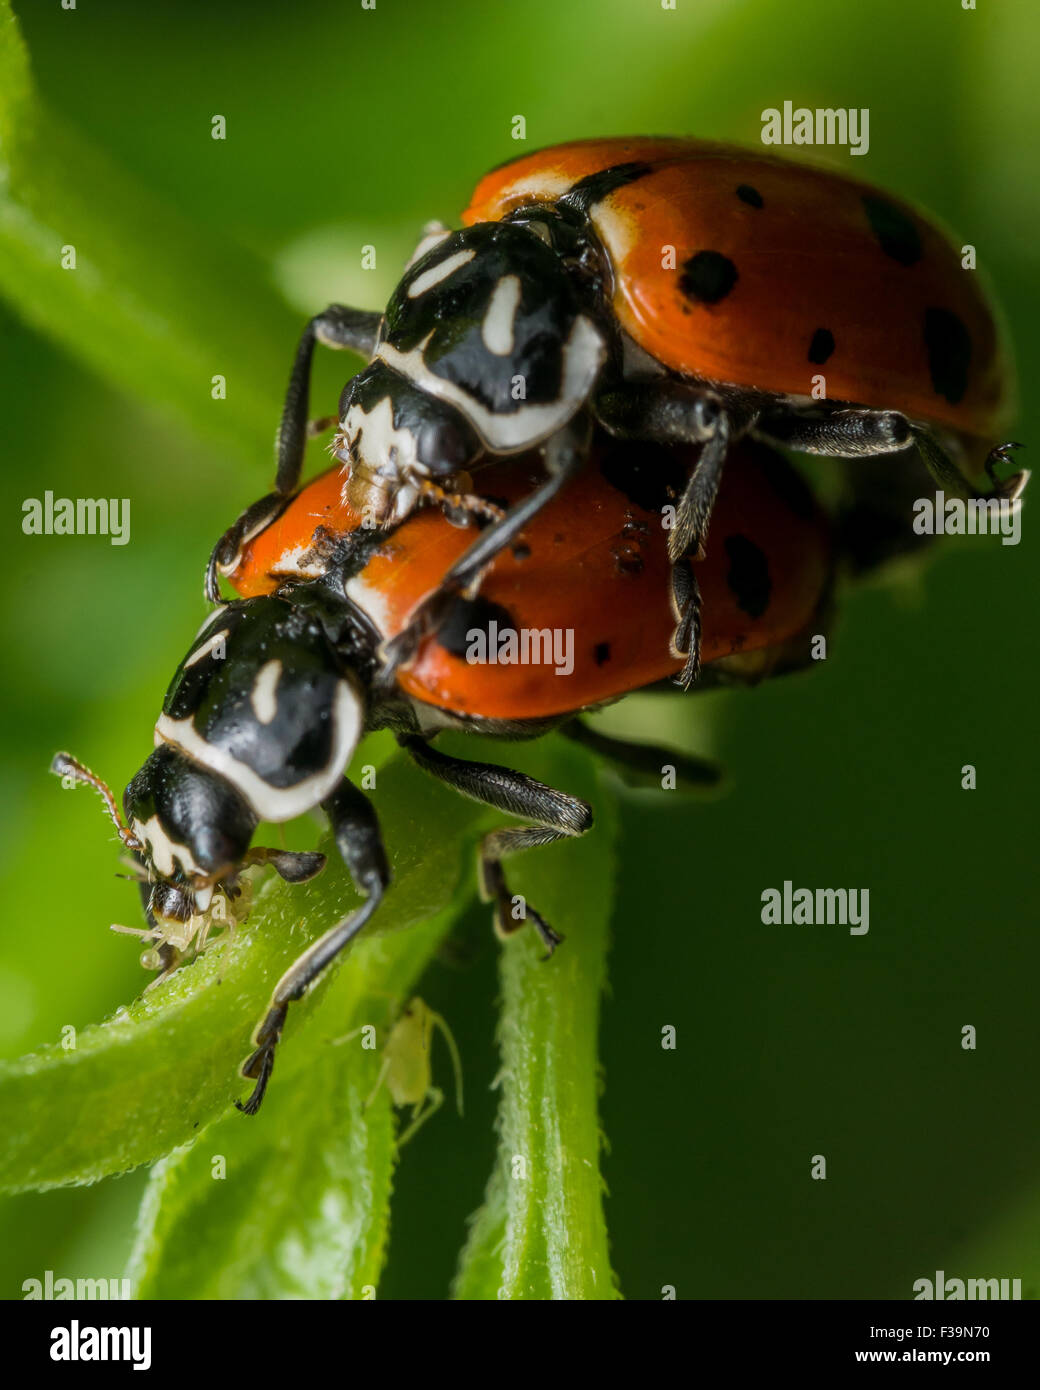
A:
335 360 482 526
53 595 363 958
122 744 258 921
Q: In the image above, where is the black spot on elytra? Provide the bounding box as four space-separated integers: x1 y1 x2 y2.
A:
923 307 972 405
594 642 611 666
679 250 738 305
808 328 835 364
436 596 518 659
558 161 654 216
862 194 922 266
725 535 771 618
736 184 763 209
598 437 691 513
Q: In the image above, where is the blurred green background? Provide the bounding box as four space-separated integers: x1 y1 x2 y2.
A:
1 0 1037 1298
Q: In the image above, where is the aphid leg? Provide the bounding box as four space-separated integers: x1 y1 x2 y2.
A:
364 1054 394 1111
399 736 592 956
667 555 702 690
379 414 593 679
396 1087 444 1148
236 780 390 1115
559 719 724 792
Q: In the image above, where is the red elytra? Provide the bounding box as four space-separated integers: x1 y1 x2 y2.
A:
229 436 832 721
464 137 1012 442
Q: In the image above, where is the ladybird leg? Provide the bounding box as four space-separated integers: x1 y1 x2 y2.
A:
204 491 292 602
593 378 723 446
275 306 383 495
377 415 592 678
559 720 723 791
760 408 985 503
595 381 736 561
983 441 1029 499
236 780 390 1115
759 407 912 461
667 556 702 690
399 736 592 956
206 308 383 602
670 414 732 564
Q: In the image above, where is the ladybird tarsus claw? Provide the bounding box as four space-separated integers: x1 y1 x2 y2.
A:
236 1048 274 1115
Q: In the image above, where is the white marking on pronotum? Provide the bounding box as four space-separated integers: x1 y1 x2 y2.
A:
192 606 228 641
482 275 522 356
251 659 282 724
376 316 606 452
130 814 207 879
154 678 364 822
407 249 476 298
184 628 230 668
405 223 452 270
492 170 572 206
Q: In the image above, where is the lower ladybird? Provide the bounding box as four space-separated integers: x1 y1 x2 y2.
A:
54 435 834 1113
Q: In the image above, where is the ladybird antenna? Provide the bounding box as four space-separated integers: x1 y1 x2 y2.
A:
51 751 143 852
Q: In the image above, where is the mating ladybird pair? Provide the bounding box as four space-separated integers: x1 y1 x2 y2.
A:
58 138 1023 1112
209 136 1023 690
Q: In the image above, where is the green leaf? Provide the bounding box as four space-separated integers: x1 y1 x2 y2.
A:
452 738 620 1300
0 754 484 1194
126 907 461 1301
0 2 300 457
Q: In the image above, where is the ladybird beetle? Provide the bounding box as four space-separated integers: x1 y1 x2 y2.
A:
208 137 1022 689
231 436 833 716
56 436 833 1113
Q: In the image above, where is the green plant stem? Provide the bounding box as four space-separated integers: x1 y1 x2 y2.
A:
453 738 620 1300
